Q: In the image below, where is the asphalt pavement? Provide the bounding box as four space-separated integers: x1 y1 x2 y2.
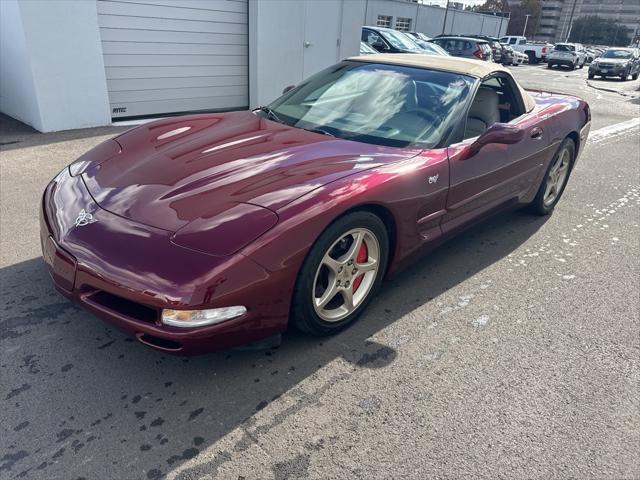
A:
1 64 639 480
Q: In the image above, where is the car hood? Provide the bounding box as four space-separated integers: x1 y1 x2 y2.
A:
595 58 630 64
82 111 417 232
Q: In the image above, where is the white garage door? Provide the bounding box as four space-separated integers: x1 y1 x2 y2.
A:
97 0 248 119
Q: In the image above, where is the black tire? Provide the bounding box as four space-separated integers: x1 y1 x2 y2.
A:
588 72 594 79
526 52 536 64
527 138 575 216
570 62 576 70
633 73 639 80
290 211 389 336
547 62 553 69
579 61 584 69
621 69 629 81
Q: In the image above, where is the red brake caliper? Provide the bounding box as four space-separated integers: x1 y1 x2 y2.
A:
352 242 368 292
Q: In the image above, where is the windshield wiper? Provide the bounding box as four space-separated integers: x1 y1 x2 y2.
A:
254 106 284 124
303 126 335 137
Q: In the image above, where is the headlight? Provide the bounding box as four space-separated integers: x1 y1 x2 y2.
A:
171 203 277 256
162 306 247 327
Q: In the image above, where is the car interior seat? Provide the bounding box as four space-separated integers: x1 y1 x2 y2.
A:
464 86 500 139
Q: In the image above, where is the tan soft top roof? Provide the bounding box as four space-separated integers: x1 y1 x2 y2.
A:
348 54 535 112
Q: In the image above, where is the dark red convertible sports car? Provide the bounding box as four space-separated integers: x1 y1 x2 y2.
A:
41 55 590 354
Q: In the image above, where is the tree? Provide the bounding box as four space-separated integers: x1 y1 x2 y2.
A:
568 16 632 46
476 0 508 13
506 0 542 37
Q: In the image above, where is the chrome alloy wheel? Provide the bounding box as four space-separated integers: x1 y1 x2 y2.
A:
543 147 571 207
312 228 380 322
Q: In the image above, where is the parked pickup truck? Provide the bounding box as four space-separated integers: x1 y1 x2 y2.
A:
500 36 552 64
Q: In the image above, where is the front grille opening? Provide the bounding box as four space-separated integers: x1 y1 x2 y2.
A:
89 291 158 324
138 334 182 351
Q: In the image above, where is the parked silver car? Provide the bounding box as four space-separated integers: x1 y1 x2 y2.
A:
589 48 640 81
547 43 586 70
429 36 492 61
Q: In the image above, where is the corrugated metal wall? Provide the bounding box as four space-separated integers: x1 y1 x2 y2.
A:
97 0 248 118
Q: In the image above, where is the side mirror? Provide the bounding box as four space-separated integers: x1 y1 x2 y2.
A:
282 85 295 95
467 123 524 157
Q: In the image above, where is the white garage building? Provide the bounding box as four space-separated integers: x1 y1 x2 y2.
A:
0 0 508 133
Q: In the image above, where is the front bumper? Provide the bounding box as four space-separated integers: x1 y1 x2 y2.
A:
548 57 576 67
589 64 626 76
40 168 290 354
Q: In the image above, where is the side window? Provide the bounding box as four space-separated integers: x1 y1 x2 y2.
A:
509 38 517 45
464 76 525 140
364 31 385 49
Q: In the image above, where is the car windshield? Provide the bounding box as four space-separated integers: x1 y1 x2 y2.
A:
381 30 421 51
266 61 474 148
601 49 632 59
555 44 575 52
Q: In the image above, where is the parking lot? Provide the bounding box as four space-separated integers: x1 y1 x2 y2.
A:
1 64 639 479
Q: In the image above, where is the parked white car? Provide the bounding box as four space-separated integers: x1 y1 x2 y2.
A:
547 43 587 70
500 36 552 63
513 50 528 65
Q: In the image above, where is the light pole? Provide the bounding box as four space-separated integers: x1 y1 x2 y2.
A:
497 0 506 37
523 14 531 37
441 1 450 35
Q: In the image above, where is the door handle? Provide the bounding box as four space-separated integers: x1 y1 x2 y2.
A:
304 41 311 48
530 127 543 139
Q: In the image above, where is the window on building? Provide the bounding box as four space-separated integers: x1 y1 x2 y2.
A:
377 15 393 28
395 17 412 32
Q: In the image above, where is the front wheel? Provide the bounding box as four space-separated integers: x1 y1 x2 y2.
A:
632 72 639 80
588 72 595 79
291 211 389 335
527 138 575 216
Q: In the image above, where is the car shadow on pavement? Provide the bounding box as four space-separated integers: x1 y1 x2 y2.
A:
0 209 548 479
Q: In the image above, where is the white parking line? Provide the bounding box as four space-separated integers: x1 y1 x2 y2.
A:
588 118 640 145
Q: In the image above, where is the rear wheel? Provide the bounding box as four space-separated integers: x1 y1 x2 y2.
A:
527 138 574 216
291 212 389 335
633 72 639 80
547 62 553 69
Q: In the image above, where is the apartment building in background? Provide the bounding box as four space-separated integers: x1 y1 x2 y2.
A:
536 0 640 44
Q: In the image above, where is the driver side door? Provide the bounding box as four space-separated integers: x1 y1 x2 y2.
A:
442 77 552 234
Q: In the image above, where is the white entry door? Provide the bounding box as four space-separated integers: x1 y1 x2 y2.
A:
302 0 343 79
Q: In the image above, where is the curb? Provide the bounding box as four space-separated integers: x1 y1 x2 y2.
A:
585 79 639 98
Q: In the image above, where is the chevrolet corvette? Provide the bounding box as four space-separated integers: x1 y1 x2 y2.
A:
41 55 591 354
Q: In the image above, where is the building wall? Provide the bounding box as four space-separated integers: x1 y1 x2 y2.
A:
364 0 509 37
0 0 41 130
249 0 365 108
0 0 111 132
537 0 640 43
1 0 499 133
